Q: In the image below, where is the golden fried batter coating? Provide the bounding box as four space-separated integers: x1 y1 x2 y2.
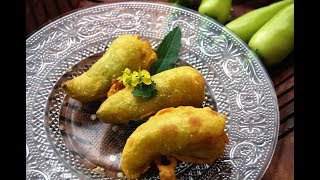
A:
120 106 228 179
107 81 125 98
155 156 177 180
62 34 157 102
96 66 205 124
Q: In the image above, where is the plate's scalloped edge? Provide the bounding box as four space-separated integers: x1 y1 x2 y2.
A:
26 2 279 180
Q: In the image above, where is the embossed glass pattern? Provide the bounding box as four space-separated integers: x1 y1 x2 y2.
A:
26 2 279 179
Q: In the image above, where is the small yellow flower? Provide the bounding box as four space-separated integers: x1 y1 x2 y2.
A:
124 68 131 75
131 71 140 87
118 67 153 88
140 70 152 85
122 74 131 86
122 68 132 87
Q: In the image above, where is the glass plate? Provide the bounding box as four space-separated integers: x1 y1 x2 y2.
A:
26 2 279 179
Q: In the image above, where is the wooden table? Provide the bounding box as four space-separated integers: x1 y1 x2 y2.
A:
26 0 294 179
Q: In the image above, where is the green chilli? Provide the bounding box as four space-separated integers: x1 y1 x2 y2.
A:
248 4 294 66
226 0 293 42
198 0 232 24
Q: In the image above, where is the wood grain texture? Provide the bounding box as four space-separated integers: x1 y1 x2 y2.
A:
26 0 81 36
262 132 294 180
26 0 294 179
26 0 38 36
28 0 48 27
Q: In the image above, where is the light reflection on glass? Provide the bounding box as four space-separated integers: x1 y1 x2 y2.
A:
109 155 117 162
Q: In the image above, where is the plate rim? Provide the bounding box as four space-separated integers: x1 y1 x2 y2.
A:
26 2 280 179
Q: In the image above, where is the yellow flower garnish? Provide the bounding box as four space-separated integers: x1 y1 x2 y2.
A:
140 70 152 85
131 71 140 87
119 67 153 87
124 68 131 75
122 74 131 86
117 67 157 99
122 68 132 87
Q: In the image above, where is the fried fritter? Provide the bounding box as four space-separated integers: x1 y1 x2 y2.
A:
62 34 157 102
96 66 205 124
120 106 229 179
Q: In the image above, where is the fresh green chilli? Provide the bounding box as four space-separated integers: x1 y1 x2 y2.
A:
198 0 232 24
226 0 293 42
248 4 294 66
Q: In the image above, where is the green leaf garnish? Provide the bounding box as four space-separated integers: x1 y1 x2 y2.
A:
128 27 182 99
132 81 158 99
150 27 182 75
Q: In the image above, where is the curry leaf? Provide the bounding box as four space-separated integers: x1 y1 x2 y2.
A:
150 27 182 75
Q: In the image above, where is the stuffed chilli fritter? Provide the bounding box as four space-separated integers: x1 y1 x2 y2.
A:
62 34 157 102
96 66 205 124
120 106 229 179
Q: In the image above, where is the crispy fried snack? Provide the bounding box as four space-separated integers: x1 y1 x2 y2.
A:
61 34 157 102
155 156 177 180
120 106 229 179
96 66 205 124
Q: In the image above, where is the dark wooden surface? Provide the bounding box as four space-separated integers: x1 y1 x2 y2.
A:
26 0 294 179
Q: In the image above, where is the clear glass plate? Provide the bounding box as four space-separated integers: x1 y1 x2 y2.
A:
26 2 279 179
